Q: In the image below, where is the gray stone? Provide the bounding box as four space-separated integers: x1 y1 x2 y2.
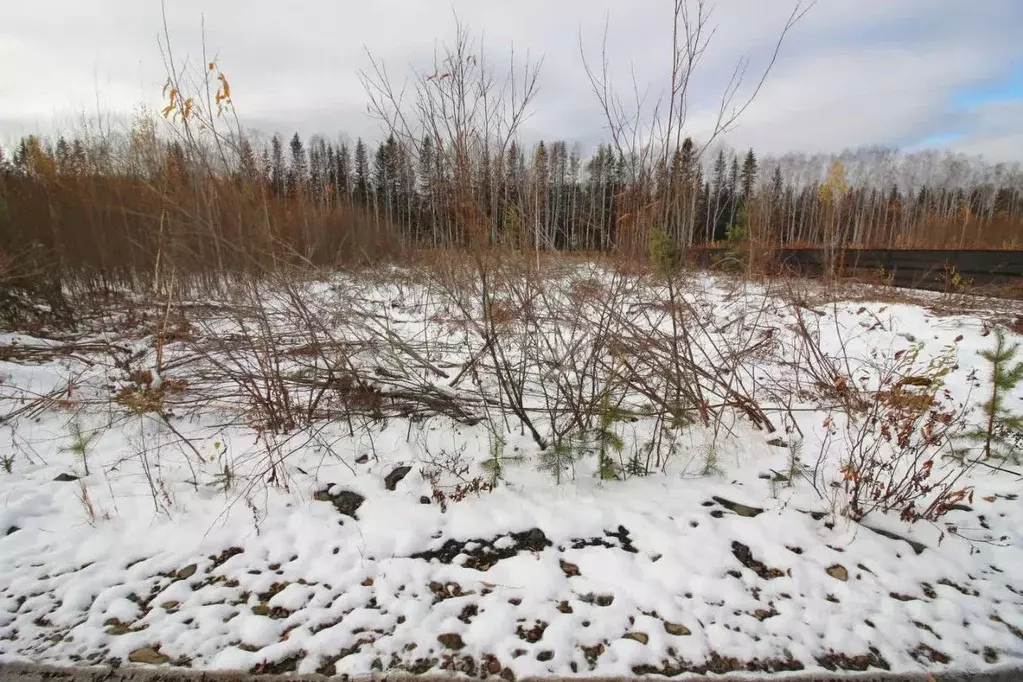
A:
623 632 649 645
826 564 849 581
314 487 365 519
712 496 764 517
127 647 169 665
437 633 465 650
384 465 412 491
663 621 691 636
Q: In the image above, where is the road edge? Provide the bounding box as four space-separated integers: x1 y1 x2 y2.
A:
3 661 1023 682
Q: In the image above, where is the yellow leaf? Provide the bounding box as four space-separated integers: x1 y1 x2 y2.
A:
161 104 175 119
218 74 231 101
208 62 216 72
182 98 193 120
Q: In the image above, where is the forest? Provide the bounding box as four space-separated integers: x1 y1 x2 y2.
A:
1 13 1021 296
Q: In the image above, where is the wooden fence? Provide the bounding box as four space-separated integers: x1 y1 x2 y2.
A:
689 248 1023 293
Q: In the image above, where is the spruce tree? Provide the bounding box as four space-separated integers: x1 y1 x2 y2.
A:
287 133 307 197
270 134 286 196
308 136 325 201
70 139 87 175
55 137 71 175
260 145 272 188
771 166 784 202
237 137 257 186
710 150 729 241
740 149 758 201
373 141 390 213
336 143 351 200
959 328 1023 463
325 144 337 197
353 139 370 204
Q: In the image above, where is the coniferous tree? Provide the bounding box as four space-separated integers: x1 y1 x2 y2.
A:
740 149 758 201
710 150 729 241
417 136 437 242
336 143 351 200
287 132 307 197
727 153 741 230
260 145 272 188
270 134 286 197
55 137 71 175
958 328 1023 463
308 136 326 202
533 141 549 250
353 139 370 204
70 139 87 175
325 144 337 199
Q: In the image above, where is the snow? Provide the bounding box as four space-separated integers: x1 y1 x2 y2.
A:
1 268 1022 677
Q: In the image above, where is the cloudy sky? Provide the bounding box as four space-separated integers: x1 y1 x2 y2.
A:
2 0 1022 161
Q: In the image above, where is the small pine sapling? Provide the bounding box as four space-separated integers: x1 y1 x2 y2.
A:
481 432 507 485
959 328 1023 464
63 421 99 476
595 396 626 480
538 438 583 484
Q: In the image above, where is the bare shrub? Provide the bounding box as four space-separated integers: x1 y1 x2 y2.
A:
790 309 978 523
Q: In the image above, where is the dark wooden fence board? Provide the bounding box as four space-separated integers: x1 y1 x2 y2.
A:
688 248 1023 292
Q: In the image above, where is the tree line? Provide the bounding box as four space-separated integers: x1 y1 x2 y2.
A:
3 126 1022 259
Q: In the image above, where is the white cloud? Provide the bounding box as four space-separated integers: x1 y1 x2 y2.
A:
1 0 1021 160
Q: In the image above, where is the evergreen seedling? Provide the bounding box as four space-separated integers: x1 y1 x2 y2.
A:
959 328 1023 464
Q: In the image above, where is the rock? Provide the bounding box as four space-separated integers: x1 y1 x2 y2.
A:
160 601 179 611
559 560 580 577
314 487 365 519
579 593 614 607
5 525 19 536
767 438 789 448
731 541 784 580
862 524 927 555
252 604 271 616
385 465 412 491
53 473 79 482
438 633 465 650
536 651 554 662
420 496 431 505
712 496 764 517
826 564 849 581
104 619 132 635
663 621 691 636
410 527 551 572
486 658 501 675
355 454 369 464
500 667 516 681
128 647 169 665
623 632 649 645
176 564 197 580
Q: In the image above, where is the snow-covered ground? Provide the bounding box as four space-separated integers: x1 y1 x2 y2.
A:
1 267 1021 678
